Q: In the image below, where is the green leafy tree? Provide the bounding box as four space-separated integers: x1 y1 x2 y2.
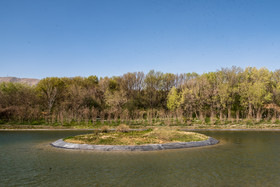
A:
239 67 272 121
167 87 180 111
36 77 65 114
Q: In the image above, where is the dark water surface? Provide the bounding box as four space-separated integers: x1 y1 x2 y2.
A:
0 130 280 187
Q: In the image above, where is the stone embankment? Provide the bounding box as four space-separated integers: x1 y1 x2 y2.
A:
51 137 219 151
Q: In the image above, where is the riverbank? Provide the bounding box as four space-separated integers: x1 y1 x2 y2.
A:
1 123 280 130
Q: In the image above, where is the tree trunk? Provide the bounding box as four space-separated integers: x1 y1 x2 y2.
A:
236 110 240 122
256 107 262 122
227 106 232 121
248 104 252 119
210 109 215 124
195 111 198 119
219 110 223 121
266 109 271 121
199 110 204 121
272 109 277 123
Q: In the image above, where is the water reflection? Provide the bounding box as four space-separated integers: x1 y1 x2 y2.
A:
1 131 280 186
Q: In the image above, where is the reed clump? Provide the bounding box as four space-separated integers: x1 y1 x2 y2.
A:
116 124 130 132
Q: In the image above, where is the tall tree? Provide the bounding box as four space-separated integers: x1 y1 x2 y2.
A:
167 86 180 112
36 77 65 114
144 70 164 109
239 67 272 121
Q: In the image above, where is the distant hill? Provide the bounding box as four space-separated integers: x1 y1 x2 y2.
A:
0 77 40 86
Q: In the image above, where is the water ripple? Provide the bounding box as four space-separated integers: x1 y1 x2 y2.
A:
1 131 280 186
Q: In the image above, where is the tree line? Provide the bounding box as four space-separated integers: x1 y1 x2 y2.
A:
1 66 280 126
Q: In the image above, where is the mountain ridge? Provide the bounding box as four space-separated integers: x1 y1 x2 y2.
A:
0 77 40 86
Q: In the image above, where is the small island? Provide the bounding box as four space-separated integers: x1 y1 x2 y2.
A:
51 125 219 151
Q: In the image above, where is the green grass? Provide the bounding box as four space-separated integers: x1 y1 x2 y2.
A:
64 127 209 145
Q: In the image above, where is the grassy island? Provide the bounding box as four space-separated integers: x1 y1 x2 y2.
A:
64 126 209 146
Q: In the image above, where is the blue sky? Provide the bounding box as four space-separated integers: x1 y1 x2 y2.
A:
1 0 280 79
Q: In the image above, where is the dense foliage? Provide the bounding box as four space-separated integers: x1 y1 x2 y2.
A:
1 67 280 125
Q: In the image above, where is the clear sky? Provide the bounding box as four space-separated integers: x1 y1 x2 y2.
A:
1 0 280 79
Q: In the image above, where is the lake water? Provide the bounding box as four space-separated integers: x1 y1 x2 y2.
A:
0 130 280 187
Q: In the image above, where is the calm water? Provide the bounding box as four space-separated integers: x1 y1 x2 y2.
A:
0 130 280 187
